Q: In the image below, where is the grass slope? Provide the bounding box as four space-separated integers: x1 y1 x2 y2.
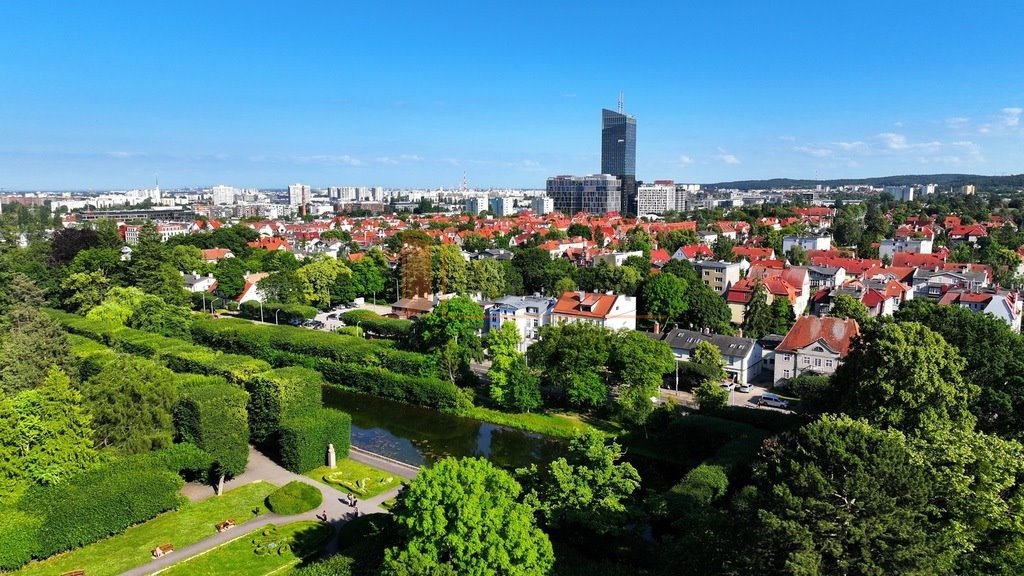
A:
14 481 276 576
158 521 332 576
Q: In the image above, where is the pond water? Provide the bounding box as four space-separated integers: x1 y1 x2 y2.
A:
322 387 566 469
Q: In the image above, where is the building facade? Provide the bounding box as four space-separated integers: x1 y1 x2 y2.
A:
288 183 310 207
637 181 678 216
694 260 742 295
551 291 636 331
530 195 554 215
601 107 636 214
488 196 516 217
773 316 860 384
546 174 622 215
484 295 556 352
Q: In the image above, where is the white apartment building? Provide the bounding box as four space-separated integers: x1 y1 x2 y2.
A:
210 185 238 205
637 182 678 216
879 238 933 260
531 196 554 215
288 184 310 207
484 295 556 352
551 291 636 331
783 235 832 253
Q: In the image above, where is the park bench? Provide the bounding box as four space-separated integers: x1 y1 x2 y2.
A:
151 543 174 558
61 570 85 576
215 519 236 533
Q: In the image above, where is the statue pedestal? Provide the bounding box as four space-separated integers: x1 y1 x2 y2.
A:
327 444 337 469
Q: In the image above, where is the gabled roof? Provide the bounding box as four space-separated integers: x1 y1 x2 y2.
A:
651 328 757 358
776 316 859 356
200 248 233 261
552 291 619 319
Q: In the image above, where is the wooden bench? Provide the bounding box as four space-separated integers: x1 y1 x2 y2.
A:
215 519 236 533
61 570 85 576
151 543 174 558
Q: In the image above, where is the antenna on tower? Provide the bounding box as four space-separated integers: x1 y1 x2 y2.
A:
617 92 624 114
460 171 468 193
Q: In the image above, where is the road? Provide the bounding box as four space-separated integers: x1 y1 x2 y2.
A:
659 382 793 413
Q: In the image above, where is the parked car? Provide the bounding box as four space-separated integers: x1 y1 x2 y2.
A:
737 383 754 393
327 313 338 320
758 393 789 409
720 381 736 391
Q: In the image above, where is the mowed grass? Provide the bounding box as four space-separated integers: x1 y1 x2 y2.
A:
158 521 332 576
306 459 403 499
14 481 276 576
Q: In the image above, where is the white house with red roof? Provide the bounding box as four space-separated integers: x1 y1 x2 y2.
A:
773 316 860 384
551 291 636 331
236 272 269 304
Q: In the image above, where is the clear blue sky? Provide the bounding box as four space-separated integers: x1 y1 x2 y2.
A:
1 1 1022 190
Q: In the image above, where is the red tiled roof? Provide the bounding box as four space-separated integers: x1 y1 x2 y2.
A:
776 316 860 356
553 291 618 319
248 237 293 251
201 248 232 261
649 249 671 265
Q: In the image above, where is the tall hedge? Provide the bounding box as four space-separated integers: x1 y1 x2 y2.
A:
317 360 462 411
0 509 41 570
338 309 413 339
245 367 324 445
17 458 184 560
174 379 250 479
278 408 352 473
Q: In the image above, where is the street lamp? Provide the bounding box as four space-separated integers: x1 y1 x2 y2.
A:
274 309 282 325
258 301 264 323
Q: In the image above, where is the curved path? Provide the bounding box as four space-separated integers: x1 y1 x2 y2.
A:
125 447 418 576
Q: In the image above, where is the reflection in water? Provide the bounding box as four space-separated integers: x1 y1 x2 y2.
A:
323 387 565 469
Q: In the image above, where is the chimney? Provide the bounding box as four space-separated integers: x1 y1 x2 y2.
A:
577 290 585 302
653 321 661 335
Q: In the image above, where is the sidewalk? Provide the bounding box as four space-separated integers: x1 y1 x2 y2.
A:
129 446 415 575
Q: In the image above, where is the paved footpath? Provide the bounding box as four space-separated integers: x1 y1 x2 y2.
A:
126 446 418 576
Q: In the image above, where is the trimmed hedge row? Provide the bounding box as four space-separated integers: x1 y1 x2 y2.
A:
246 367 325 445
0 510 41 571
338 309 413 339
239 300 317 324
16 457 184 563
191 317 435 377
278 408 352 474
317 360 463 412
174 378 251 479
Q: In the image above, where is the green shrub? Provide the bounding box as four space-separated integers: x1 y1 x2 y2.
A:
0 509 41 570
245 367 325 445
174 379 250 479
266 480 323 515
18 458 184 560
670 464 729 506
239 301 317 324
149 442 214 476
278 408 352 473
338 309 413 340
318 361 462 411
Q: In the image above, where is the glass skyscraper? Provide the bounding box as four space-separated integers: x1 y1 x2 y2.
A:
601 108 636 214
601 109 636 177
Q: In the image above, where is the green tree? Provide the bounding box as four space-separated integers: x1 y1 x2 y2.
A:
681 283 732 333
296 256 352 308
82 357 179 454
835 321 977 436
566 223 592 240
624 227 654 257
257 270 306 305
511 248 553 295
641 271 687 325
768 297 795 335
0 307 74 394
486 323 541 411
431 244 469 295
213 256 248 298
712 237 737 261
13 367 99 485
168 244 206 274
755 415 956 575
659 229 700 255
609 331 676 425
517 430 641 535
694 379 728 411
351 252 387 300
692 340 726 382
469 258 506 299
528 322 611 409
741 282 773 338
127 296 193 339
418 296 484 384
86 286 147 324
383 457 554 576
831 293 869 325
60 270 111 313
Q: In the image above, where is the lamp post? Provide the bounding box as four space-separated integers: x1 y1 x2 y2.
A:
275 309 281 325
258 300 264 323
356 320 363 338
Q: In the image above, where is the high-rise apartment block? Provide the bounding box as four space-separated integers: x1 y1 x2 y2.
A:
488 196 516 217
465 196 486 215
288 183 310 207
601 107 636 214
637 180 683 215
210 185 237 205
546 174 622 215
531 196 554 215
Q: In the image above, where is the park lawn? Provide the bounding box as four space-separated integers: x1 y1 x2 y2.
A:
158 521 332 576
305 459 403 499
14 481 276 576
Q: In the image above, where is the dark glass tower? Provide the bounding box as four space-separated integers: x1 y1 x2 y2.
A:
601 108 637 214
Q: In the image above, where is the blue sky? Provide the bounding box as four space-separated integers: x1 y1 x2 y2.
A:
1 1 1022 190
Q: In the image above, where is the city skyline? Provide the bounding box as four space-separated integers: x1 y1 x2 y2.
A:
1 1 1022 190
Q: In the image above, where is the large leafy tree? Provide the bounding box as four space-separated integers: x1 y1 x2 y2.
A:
487 323 541 412
830 293 869 325
431 244 469 295
835 321 977 436
418 296 484 384
0 307 74 394
469 258 506 299
754 415 956 575
82 357 179 454
48 228 99 267
61 270 111 313
609 331 675 425
12 367 99 485
296 256 352 308
691 340 727 382
256 270 306 305
517 430 641 535
680 282 732 333
641 272 687 326
528 322 612 408
383 457 553 576
213 256 248 299
896 300 1024 440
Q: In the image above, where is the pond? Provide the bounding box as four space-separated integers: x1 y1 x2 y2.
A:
322 387 567 469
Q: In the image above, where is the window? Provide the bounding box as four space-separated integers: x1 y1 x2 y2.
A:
783 369 791 378
826 359 834 368
784 354 791 361
803 357 810 365
814 358 822 367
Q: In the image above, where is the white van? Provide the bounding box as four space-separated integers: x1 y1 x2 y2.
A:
758 393 789 409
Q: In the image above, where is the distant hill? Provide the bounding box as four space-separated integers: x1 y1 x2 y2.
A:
709 174 1024 190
